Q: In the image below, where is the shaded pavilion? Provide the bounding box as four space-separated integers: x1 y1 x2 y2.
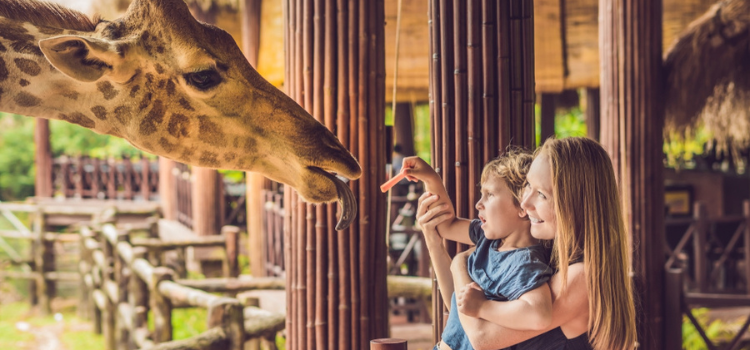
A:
29 0 750 348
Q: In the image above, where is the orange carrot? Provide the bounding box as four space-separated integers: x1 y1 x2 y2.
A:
380 169 408 193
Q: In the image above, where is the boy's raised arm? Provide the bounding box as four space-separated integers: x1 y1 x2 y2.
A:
402 156 472 245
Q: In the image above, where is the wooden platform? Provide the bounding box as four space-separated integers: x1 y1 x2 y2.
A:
1 197 161 227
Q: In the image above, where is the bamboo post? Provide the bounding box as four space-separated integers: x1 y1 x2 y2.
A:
370 339 407 350
222 226 241 278
150 267 174 343
585 88 600 141
207 298 245 350
540 93 555 142
599 0 665 347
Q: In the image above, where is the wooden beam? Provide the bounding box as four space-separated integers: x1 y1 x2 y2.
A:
533 0 565 92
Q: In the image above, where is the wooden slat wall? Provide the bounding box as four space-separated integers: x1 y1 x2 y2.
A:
599 0 665 349
428 0 536 341
283 1 388 349
533 0 564 92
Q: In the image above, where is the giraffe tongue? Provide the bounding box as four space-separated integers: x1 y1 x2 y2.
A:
312 168 357 231
332 173 357 231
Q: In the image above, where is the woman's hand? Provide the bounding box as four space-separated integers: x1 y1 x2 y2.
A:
456 282 487 318
416 191 454 244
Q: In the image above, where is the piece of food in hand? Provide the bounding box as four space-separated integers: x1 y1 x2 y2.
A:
380 169 408 192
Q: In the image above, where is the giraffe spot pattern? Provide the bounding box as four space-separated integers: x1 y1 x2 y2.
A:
138 92 152 110
130 85 140 98
141 31 152 55
139 100 165 135
113 106 131 124
198 116 226 147
59 112 95 129
199 152 219 168
155 64 164 75
156 46 165 54
97 81 119 100
244 138 257 153
36 26 63 35
166 80 176 96
157 79 166 89
224 152 237 162
91 106 107 120
102 21 125 40
159 137 175 153
145 73 154 84
11 41 43 56
14 91 41 107
0 42 5 52
167 114 190 138
178 98 194 111
0 20 34 43
0 57 8 82
14 58 41 76
232 137 240 149
19 79 29 87
180 147 195 161
61 91 79 100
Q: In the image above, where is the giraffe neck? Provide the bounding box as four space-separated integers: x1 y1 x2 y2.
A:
0 17 117 134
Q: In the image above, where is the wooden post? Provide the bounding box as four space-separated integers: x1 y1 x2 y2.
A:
393 103 415 157
130 247 149 349
540 93 556 143
35 119 53 198
150 267 174 343
33 209 52 315
693 202 708 292
585 88 600 141
222 225 241 278
78 231 92 319
158 158 178 220
241 296 261 350
115 232 130 350
664 268 683 350
207 298 245 350
100 227 116 350
192 168 222 274
370 339 407 350
744 200 750 296
599 0 665 347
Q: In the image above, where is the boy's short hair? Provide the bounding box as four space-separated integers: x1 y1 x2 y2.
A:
480 147 533 207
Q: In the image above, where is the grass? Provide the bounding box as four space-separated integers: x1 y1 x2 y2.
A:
0 301 104 350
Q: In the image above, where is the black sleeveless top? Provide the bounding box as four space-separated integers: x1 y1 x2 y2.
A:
509 327 592 350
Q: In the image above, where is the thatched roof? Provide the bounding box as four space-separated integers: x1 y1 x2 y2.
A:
664 0 750 151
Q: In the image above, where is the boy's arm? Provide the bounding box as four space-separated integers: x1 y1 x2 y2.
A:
457 283 553 331
404 156 472 245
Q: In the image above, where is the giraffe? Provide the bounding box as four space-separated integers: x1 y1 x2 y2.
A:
0 0 360 229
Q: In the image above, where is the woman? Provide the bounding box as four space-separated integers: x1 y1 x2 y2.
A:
416 137 637 350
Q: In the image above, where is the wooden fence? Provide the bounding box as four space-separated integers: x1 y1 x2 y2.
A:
53 156 159 201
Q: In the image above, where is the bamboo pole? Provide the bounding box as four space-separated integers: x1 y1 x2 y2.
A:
336 3 351 347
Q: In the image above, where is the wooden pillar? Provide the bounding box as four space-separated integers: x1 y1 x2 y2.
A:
539 93 556 143
158 158 177 220
428 0 535 340
191 169 222 237
599 0 665 348
284 0 387 349
393 103 415 157
242 0 268 278
585 87 600 141
34 119 53 198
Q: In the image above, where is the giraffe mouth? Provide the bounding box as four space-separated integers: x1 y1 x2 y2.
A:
308 167 357 231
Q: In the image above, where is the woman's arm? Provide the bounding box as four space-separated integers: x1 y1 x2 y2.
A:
456 282 553 331
451 256 588 350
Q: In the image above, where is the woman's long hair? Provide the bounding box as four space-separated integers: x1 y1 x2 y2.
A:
540 137 637 350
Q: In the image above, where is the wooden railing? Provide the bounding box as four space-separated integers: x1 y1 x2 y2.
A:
52 156 159 201
79 222 284 350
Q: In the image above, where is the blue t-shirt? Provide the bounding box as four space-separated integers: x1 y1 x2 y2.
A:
441 219 553 350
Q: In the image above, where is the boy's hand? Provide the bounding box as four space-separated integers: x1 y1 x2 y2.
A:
416 192 452 244
402 156 439 183
456 282 486 318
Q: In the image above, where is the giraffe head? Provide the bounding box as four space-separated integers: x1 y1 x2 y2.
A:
31 0 360 228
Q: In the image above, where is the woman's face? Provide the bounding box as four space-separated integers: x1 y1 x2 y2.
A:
521 153 557 240
475 174 527 240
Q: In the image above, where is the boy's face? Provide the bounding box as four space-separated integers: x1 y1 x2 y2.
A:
475 174 528 240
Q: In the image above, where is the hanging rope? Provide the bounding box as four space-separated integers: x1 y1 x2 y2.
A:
386 0 404 257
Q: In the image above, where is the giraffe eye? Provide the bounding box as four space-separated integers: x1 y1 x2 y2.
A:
184 69 222 90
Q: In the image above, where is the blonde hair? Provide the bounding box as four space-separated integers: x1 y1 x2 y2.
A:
480 147 532 207
539 137 637 350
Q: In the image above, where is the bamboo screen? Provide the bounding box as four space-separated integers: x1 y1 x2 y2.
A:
427 0 536 340
282 1 388 349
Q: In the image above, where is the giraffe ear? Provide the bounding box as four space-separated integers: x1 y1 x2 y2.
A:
39 36 124 82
